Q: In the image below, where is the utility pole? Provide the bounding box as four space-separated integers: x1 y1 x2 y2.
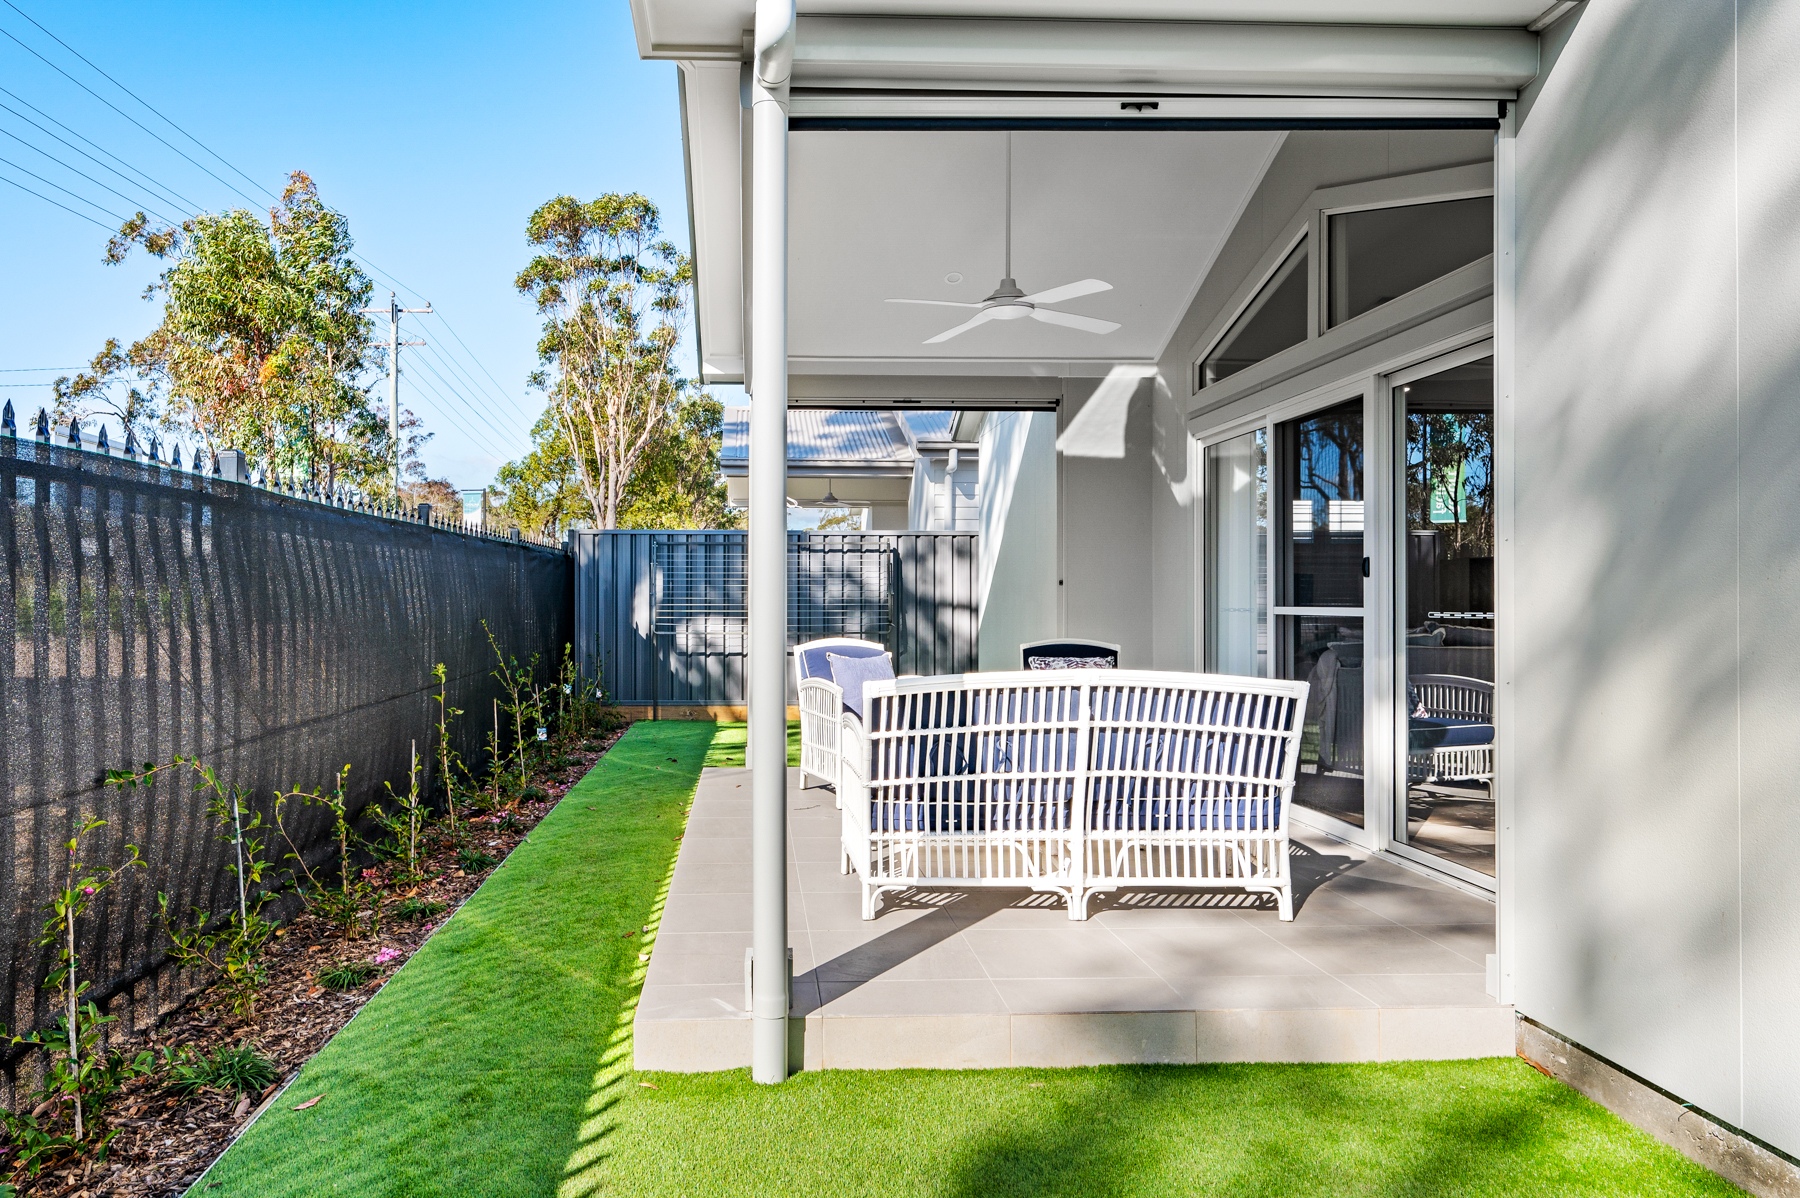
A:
360 292 432 495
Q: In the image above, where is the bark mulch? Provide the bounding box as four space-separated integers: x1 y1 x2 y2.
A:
13 725 629 1198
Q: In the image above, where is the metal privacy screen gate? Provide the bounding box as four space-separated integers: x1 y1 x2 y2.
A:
572 530 978 707
0 436 569 1076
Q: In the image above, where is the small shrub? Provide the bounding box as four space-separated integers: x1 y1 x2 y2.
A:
457 848 499 873
521 784 548 804
317 961 377 991
396 897 446 920
497 811 524 834
164 1043 279 1097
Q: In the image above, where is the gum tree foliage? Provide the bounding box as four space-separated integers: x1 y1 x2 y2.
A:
81 170 394 490
494 393 739 536
515 193 698 529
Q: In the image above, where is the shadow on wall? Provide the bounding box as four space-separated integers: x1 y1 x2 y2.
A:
1514 0 1800 1136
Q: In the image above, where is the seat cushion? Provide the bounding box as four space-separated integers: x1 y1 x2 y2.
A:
1021 641 1119 669
798 641 886 681
827 651 894 720
1029 655 1114 670
1409 717 1495 752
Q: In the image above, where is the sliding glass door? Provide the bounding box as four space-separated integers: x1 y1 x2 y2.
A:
1274 399 1367 830
1392 355 1496 880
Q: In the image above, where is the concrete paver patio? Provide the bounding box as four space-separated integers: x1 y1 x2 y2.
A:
635 767 1514 1071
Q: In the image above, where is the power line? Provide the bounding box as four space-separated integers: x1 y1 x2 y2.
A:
0 151 127 221
405 344 529 452
414 333 536 424
0 168 108 227
0 366 79 371
0 87 200 214
0 129 173 224
0 21 265 209
0 0 279 204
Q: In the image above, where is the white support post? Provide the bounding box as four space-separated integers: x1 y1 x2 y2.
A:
748 0 795 1086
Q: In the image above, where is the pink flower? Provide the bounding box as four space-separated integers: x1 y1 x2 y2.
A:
82 886 95 895
374 948 401 964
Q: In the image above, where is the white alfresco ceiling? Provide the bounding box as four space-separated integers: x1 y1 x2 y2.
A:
788 129 1283 372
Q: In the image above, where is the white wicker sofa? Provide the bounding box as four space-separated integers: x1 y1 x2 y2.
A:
795 637 890 793
838 669 1310 921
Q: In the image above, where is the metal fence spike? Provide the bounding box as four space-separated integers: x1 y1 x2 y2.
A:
1 399 14 436
210 450 221 476
35 408 49 440
66 417 81 447
148 434 161 462
171 442 183 469
97 425 111 454
123 427 139 457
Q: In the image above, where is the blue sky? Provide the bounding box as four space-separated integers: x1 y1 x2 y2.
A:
0 0 723 489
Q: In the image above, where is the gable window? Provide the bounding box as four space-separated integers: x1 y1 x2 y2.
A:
1327 196 1493 327
1200 237 1308 390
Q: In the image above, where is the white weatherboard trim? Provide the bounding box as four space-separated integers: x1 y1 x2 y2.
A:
786 94 1503 120
792 17 1538 96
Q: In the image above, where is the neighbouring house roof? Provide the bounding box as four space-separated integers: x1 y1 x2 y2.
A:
720 407 916 475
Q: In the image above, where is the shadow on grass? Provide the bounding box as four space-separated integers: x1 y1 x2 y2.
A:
933 1061 1738 1198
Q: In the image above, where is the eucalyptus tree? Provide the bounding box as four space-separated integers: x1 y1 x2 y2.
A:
515 193 693 528
96 171 386 487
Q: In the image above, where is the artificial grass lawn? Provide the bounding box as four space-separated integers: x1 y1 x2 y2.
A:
203 721 1737 1198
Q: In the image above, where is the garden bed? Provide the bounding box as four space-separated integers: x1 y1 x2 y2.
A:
12 724 630 1198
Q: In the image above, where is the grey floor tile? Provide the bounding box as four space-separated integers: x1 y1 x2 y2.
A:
963 927 1160 980
803 886 948 930
663 891 809 934
644 932 753 986
1334 972 1502 1008
1269 925 1484 976
992 976 1187 1014
791 836 847 864
669 860 779 895
796 860 862 895
1325 875 1496 925
947 892 1086 929
1089 895 1268 928
635 983 745 1021
1109 926 1327 978
683 816 752 838
1163 973 1378 1011
1410 923 1496 967
1287 889 1405 926
809 917 983 982
675 836 753 865
818 977 1008 1016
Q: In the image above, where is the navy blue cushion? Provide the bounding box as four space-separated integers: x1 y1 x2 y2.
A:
1022 641 1119 669
798 641 886 681
1409 717 1494 752
827 651 894 721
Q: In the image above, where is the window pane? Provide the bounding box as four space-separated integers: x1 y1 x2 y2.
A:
1281 399 1363 608
1204 429 1267 676
1399 356 1495 876
1328 197 1493 327
1202 239 1307 389
1284 614 1364 827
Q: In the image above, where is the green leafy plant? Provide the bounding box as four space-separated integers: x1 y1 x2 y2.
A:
396 897 446 921
162 1042 279 1097
486 621 543 797
1 819 152 1180
112 759 280 1021
431 662 465 830
373 740 426 876
457 848 500 873
317 961 377 991
274 765 381 939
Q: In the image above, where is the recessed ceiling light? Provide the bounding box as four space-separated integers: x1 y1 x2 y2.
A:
944 273 963 285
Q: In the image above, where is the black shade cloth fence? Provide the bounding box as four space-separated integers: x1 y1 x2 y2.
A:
0 436 570 1092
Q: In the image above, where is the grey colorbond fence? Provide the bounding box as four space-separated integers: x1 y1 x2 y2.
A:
0 435 569 1079
571 530 978 706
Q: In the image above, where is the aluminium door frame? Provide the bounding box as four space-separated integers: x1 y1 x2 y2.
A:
1380 337 1500 894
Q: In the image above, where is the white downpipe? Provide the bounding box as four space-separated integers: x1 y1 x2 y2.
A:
749 0 795 1087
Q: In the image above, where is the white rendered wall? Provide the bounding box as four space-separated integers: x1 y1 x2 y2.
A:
1513 0 1800 1156
910 455 979 531
1059 377 1155 668
976 411 1058 670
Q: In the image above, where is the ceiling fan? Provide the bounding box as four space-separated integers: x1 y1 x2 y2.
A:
887 133 1121 345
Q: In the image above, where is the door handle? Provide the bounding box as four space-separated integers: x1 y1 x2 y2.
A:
1362 556 1371 578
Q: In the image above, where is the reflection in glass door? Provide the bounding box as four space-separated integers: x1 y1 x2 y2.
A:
1203 429 1267 677
1396 357 1495 877
1275 399 1365 829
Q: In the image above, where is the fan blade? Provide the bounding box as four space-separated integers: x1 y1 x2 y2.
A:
1018 278 1112 305
923 308 1004 344
1030 308 1120 335
886 298 984 309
